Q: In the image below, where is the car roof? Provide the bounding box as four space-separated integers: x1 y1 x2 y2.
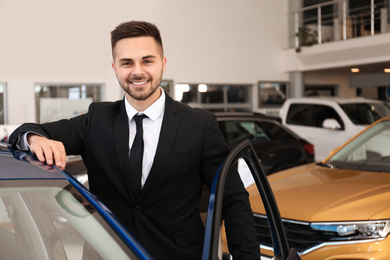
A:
0 142 67 180
284 97 386 105
214 111 268 117
214 111 281 122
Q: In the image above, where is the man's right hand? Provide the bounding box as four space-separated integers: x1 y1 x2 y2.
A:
27 134 66 170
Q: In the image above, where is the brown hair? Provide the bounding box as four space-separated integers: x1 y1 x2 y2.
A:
111 21 163 57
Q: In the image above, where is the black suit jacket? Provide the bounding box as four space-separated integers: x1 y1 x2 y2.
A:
10 93 259 260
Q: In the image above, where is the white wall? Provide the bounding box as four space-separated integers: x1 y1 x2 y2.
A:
283 33 390 72
0 0 289 124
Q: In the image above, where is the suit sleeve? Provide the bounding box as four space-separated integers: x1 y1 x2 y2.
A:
9 123 51 148
9 103 94 155
201 114 260 260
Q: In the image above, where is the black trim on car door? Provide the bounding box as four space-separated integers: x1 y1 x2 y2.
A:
202 139 300 260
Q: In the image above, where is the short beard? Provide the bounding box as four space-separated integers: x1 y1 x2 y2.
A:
126 80 161 101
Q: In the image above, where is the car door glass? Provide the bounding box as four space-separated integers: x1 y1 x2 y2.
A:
204 140 299 260
219 158 273 259
256 121 295 141
237 158 255 188
237 159 275 259
224 121 271 145
286 104 310 126
312 105 344 129
0 179 138 260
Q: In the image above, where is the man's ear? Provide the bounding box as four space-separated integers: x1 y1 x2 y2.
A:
162 56 167 73
111 61 117 77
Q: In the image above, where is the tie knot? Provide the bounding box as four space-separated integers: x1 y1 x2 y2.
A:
133 114 147 126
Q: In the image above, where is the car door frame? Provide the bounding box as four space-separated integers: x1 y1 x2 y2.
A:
202 139 300 260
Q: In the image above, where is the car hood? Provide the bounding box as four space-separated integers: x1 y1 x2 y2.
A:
248 163 390 222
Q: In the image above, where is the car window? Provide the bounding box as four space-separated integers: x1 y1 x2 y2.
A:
340 103 390 125
220 121 271 145
220 120 296 145
0 179 137 260
256 121 296 141
312 105 344 129
204 140 299 260
327 121 390 172
287 104 344 129
286 104 310 126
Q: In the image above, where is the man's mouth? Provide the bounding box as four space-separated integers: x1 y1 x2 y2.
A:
130 80 149 85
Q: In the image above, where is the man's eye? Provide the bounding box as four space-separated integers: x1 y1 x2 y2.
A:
144 60 153 64
121 62 132 66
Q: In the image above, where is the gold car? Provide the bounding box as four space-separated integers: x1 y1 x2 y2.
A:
247 115 390 259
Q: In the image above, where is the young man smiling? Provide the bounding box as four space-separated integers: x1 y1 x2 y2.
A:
112 35 166 111
10 21 260 259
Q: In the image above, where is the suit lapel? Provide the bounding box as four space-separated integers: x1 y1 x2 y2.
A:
139 95 179 199
114 99 137 202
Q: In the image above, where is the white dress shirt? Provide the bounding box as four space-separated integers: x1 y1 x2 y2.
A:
124 88 165 188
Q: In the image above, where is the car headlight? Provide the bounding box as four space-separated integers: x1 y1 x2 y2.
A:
311 220 390 241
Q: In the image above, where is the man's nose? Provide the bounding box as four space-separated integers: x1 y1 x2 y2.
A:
132 63 145 75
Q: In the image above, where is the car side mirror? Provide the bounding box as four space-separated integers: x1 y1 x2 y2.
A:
322 118 341 130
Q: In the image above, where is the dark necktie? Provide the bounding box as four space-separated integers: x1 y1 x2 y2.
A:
129 114 147 197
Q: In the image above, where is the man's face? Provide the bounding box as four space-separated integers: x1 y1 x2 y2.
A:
112 36 166 105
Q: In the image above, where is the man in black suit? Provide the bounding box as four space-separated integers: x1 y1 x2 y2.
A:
10 21 259 259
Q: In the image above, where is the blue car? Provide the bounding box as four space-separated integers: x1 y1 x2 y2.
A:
0 141 299 260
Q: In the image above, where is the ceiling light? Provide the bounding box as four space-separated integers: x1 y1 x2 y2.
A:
351 68 360 73
384 68 390 73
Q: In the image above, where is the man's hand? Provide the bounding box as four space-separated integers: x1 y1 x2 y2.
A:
27 134 66 170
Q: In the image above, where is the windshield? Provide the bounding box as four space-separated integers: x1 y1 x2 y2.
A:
0 179 136 260
326 120 390 172
219 120 296 146
340 102 390 125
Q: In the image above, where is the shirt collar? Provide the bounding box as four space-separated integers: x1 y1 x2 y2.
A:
124 87 166 122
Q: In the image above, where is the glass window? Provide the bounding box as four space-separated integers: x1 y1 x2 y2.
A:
328 121 390 172
219 120 295 145
0 179 136 259
287 104 344 129
178 84 251 112
161 80 174 96
0 83 6 124
227 85 249 103
286 104 311 126
35 84 102 123
201 85 224 104
180 84 198 103
304 85 336 97
220 121 263 145
258 82 288 107
313 105 344 129
257 121 295 141
340 102 390 125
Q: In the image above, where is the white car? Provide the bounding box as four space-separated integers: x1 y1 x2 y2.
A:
279 97 390 161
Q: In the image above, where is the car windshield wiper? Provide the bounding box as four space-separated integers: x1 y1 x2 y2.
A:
316 162 337 169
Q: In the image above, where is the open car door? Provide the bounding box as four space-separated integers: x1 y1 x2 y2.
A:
202 139 301 260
